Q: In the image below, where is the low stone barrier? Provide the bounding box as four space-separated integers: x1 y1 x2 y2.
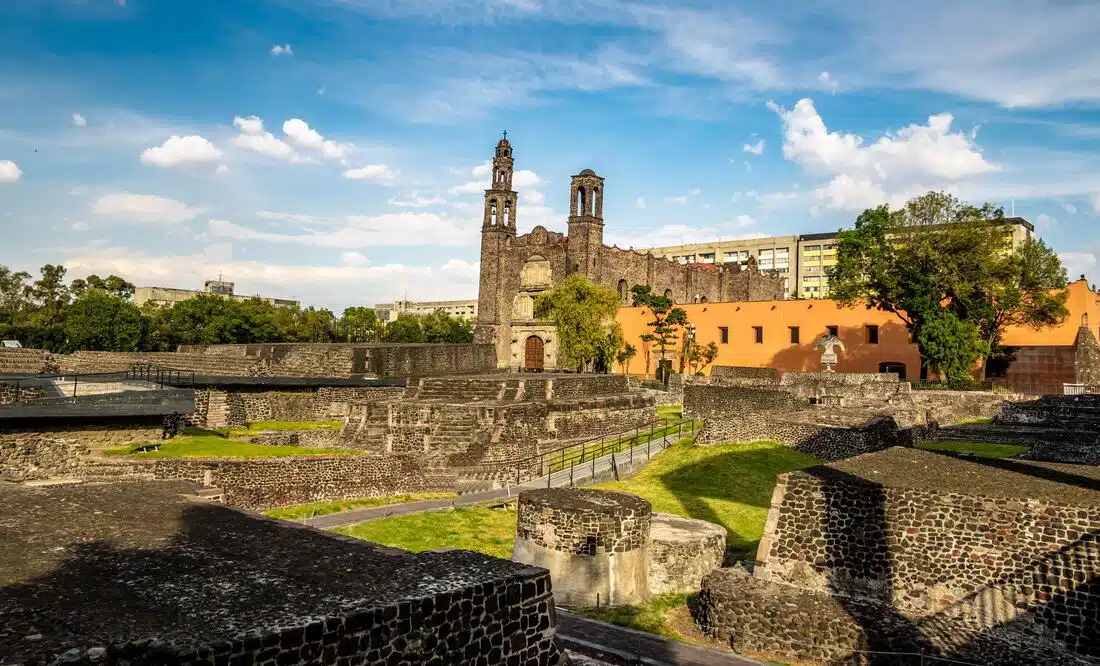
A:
144 454 454 510
648 513 727 595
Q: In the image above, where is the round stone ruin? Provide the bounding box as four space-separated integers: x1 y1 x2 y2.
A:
513 488 652 607
513 488 729 606
648 512 727 595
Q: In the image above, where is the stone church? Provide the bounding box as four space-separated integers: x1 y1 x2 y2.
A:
473 135 785 371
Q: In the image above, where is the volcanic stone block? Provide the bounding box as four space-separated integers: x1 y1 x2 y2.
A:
514 488 651 607
647 513 727 595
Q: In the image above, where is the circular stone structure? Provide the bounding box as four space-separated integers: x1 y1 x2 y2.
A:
647 513 728 595
513 488 652 607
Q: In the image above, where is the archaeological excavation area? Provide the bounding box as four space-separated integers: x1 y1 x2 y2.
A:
3 342 1100 666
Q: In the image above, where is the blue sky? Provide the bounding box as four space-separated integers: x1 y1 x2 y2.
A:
1 0 1099 312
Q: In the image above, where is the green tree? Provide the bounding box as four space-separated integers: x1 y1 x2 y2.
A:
0 266 31 328
63 290 145 352
638 333 656 378
616 343 637 374
630 285 688 379
71 274 135 300
338 306 383 342
534 275 620 372
593 324 625 374
422 310 475 343
686 340 720 376
384 313 426 343
914 309 986 388
828 191 1067 383
957 237 1069 379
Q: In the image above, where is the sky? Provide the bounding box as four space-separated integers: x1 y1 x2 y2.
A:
1 0 1099 313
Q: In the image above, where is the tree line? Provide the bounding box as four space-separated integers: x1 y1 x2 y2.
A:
0 264 473 353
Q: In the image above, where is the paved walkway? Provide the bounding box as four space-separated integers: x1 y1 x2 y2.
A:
556 612 764 666
300 432 680 529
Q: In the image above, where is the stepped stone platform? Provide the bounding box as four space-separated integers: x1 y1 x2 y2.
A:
933 394 1100 464
0 480 567 665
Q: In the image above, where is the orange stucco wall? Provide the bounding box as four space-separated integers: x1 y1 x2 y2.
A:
614 279 1100 378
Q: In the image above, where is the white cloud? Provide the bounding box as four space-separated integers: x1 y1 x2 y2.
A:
256 211 319 224
208 211 475 248
344 164 397 184
0 160 21 183
1062 203 1078 215
389 194 448 208
1060 252 1097 282
61 245 479 311
1035 213 1058 230
1093 192 1100 213
231 116 295 161
342 251 368 266
216 164 229 175
72 112 87 127
818 71 838 94
733 214 756 227
447 161 547 208
743 139 765 155
635 197 646 209
664 195 689 205
769 97 998 212
71 221 89 231
140 135 223 168
607 222 766 250
688 187 701 196
282 118 353 162
90 193 203 224
270 44 293 56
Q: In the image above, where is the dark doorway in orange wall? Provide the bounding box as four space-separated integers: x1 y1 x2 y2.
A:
524 335 545 372
879 361 906 380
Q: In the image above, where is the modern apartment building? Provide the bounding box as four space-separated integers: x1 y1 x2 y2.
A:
643 217 1035 300
133 280 300 308
373 298 479 323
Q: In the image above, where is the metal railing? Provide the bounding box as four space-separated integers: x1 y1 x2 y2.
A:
458 417 701 488
0 364 195 404
124 364 196 388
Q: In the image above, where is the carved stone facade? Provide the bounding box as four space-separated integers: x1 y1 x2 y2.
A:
474 136 786 370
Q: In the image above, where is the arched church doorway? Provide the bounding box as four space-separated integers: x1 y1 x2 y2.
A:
525 336 545 372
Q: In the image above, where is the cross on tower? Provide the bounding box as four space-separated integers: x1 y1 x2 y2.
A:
502 130 507 140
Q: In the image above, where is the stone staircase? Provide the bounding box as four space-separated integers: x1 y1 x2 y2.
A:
341 405 389 450
936 423 1090 447
0 348 57 375
206 391 230 428
415 378 506 403
429 408 484 455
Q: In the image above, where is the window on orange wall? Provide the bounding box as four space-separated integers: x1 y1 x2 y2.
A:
866 324 879 344
753 326 763 344
719 326 729 344
789 326 800 344
827 325 839 337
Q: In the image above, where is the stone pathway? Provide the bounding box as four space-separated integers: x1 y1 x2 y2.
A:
557 612 765 666
300 432 679 529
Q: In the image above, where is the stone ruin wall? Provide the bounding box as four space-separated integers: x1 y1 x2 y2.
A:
0 418 163 482
0 347 59 375
0 381 45 405
693 468 1100 665
189 385 405 427
684 373 1015 460
143 454 455 510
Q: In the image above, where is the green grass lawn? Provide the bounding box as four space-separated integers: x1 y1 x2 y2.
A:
334 505 519 559
225 420 344 437
105 434 363 459
573 594 690 639
917 440 1028 459
265 493 457 520
334 436 819 563
594 439 820 560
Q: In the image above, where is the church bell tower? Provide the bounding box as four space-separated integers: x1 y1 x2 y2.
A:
474 133 518 362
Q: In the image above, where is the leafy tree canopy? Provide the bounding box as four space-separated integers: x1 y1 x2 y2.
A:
535 274 621 372
828 191 1069 380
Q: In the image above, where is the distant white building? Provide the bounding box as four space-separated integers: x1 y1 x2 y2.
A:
134 279 300 308
373 299 478 323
